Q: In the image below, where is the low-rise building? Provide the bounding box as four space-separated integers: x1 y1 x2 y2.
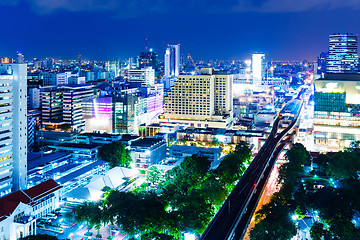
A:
27 152 72 187
0 179 62 240
169 145 223 163
53 143 100 159
130 138 167 169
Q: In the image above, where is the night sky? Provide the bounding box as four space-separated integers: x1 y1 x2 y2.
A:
2 0 360 61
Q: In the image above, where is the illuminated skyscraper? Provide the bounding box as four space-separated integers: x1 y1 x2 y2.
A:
139 49 159 74
164 44 180 77
17 52 24 64
0 64 27 196
252 53 266 86
327 33 359 73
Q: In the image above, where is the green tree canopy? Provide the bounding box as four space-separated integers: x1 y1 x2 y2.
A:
250 202 297 240
327 151 360 179
214 141 252 189
97 141 132 168
146 166 162 186
310 222 331 240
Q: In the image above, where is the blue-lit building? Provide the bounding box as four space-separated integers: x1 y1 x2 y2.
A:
327 33 359 73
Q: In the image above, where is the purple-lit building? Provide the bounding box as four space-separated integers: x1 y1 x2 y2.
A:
84 84 163 134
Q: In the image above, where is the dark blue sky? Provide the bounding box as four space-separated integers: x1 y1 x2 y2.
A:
2 0 360 61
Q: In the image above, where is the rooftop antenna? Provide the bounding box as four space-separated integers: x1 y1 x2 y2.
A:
145 38 148 50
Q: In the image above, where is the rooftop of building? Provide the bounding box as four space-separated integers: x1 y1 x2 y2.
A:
56 143 100 149
24 179 62 202
319 73 360 81
45 162 82 176
27 152 71 171
169 145 223 154
119 134 140 141
0 179 62 221
178 127 227 135
57 160 107 185
79 132 122 139
131 137 165 147
39 131 77 139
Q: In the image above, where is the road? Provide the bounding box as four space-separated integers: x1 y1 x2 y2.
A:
201 99 303 240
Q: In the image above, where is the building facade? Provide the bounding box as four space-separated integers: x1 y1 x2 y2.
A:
62 85 93 132
0 179 62 240
327 33 359 73
164 68 233 128
252 53 266 86
0 64 27 196
314 73 360 150
41 86 63 122
130 138 167 169
164 44 180 77
126 67 155 85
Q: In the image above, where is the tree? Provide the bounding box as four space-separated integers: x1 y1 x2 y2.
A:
250 202 297 240
327 151 360 179
315 154 331 175
97 141 132 168
310 222 331 240
73 201 96 233
64 210 75 223
146 166 162 186
20 235 59 240
214 141 252 189
85 202 104 237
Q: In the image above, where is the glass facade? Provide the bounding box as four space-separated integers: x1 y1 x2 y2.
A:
314 92 347 112
327 33 359 73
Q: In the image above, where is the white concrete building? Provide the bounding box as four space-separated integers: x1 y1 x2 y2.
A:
0 179 62 240
130 138 167 169
0 64 27 196
28 87 41 109
56 72 78 85
252 53 266 86
164 68 233 128
126 67 155 85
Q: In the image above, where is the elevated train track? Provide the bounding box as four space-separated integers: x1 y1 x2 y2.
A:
201 99 303 240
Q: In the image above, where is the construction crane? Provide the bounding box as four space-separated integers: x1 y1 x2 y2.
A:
188 53 201 74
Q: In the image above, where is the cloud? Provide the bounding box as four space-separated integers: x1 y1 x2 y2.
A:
1 0 360 16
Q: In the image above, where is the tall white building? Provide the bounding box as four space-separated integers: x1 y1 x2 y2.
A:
0 64 27 197
164 68 233 128
252 53 266 86
164 44 180 77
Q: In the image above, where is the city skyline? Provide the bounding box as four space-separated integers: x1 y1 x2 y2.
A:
1 1 360 61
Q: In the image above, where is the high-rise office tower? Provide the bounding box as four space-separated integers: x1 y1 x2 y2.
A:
252 53 266 86
164 44 180 77
139 49 159 75
0 64 27 196
327 33 359 73
41 86 63 122
17 52 24 64
63 85 93 132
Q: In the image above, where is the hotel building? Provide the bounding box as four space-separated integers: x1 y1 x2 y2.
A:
164 68 233 128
